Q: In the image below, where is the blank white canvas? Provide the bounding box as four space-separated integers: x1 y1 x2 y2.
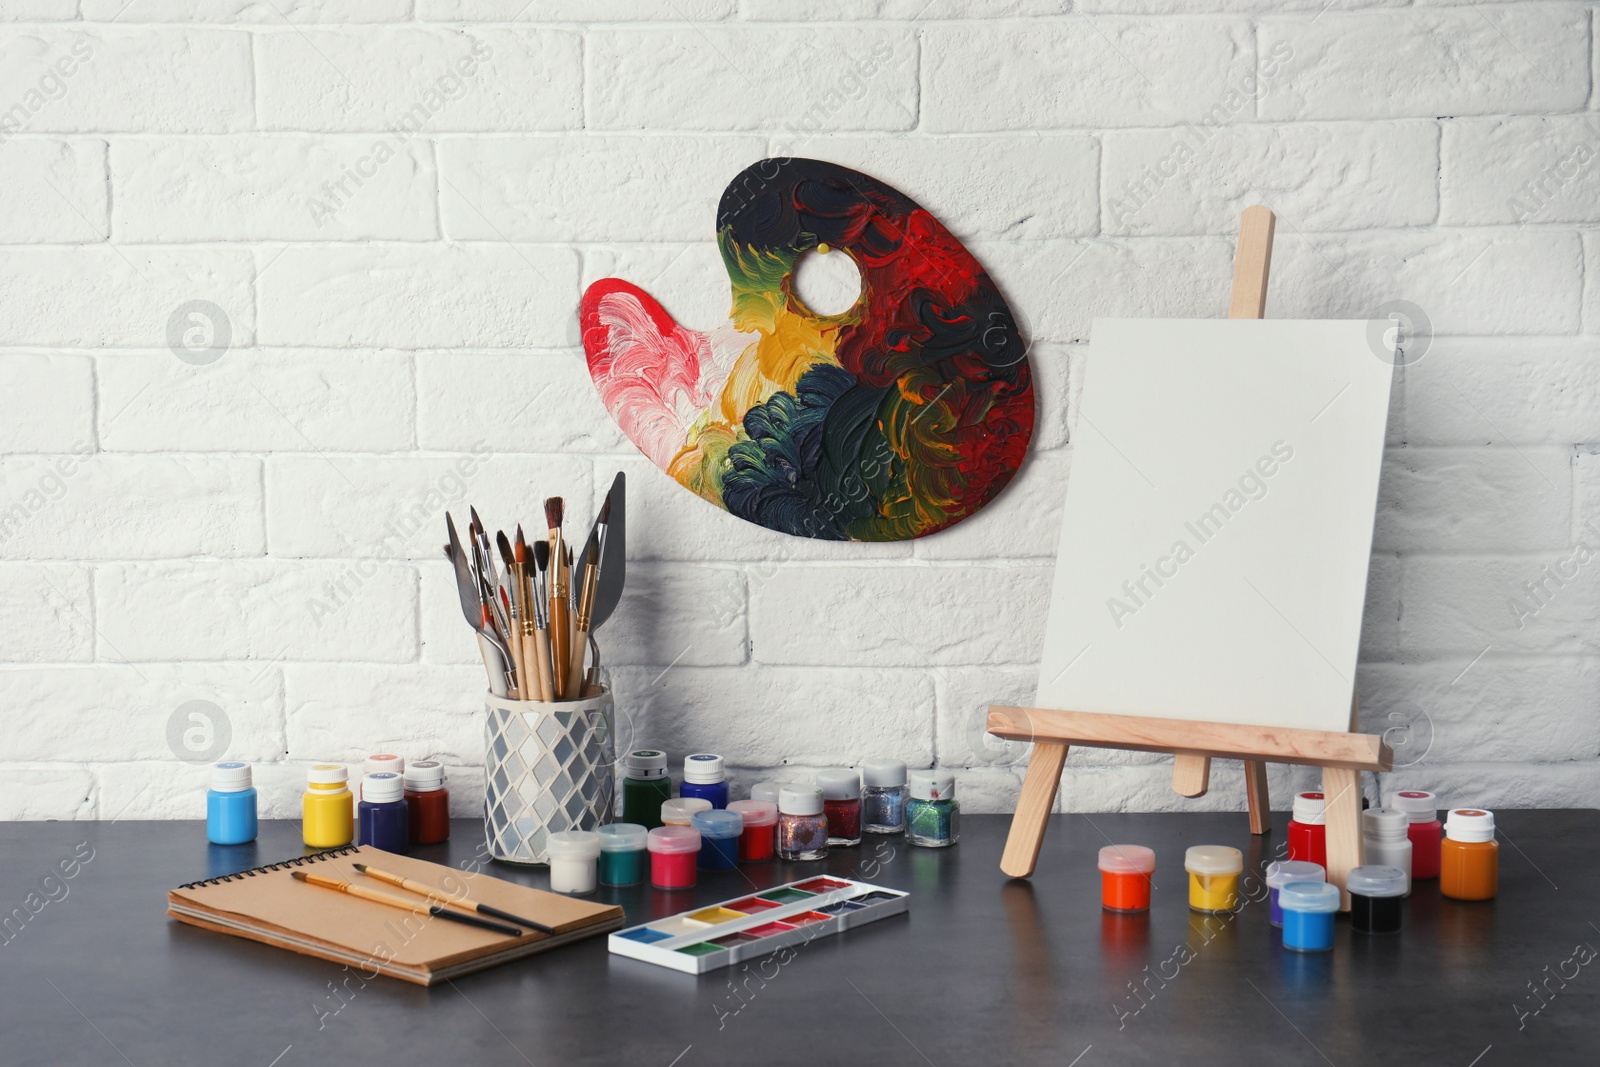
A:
1035 318 1395 733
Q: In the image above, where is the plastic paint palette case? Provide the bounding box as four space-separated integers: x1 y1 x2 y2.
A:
609 876 909 974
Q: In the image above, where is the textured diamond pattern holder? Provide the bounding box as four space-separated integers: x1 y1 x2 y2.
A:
484 687 615 865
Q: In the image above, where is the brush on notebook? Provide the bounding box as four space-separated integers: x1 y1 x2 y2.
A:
290 870 523 937
353 863 556 935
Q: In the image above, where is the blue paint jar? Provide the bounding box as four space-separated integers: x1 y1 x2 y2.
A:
358 772 409 854
207 762 257 845
1279 881 1340 952
691 809 743 870
679 753 729 809
1265 860 1325 927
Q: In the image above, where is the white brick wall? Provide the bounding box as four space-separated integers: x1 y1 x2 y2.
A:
1 3 1595 822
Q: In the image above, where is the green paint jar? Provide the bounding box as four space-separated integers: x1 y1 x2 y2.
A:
622 749 672 829
597 823 648 886
906 772 959 848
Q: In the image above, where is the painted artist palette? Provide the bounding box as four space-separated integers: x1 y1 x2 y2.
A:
608 876 908 974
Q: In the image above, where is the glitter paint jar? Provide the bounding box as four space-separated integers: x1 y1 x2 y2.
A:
816 768 862 847
403 760 450 846
303 764 354 849
207 762 258 845
358 773 409 854
1390 790 1442 881
1265 860 1325 927
680 753 729 809
648 825 701 889
749 782 781 804
622 749 672 829
1280 881 1340 952
906 773 959 848
1362 808 1413 894
727 799 777 862
546 830 602 894
661 796 712 827
777 786 829 861
1348 865 1407 935
1287 792 1327 869
1185 845 1242 914
597 823 649 886
692 809 743 870
1098 845 1156 912
1440 808 1499 901
862 759 909 834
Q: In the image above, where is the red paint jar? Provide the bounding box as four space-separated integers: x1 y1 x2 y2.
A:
403 760 450 845
817 769 862 846
727 799 777 862
1097 844 1155 912
1390 789 1442 880
1287 791 1327 869
648 825 700 890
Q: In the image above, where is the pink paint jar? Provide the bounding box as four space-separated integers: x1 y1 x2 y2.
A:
727 799 777 862
648 825 700 890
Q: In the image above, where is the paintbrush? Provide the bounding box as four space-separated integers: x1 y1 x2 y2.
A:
545 497 570 699
352 863 555 935
496 529 530 698
529 540 555 701
570 531 600 695
291 870 523 936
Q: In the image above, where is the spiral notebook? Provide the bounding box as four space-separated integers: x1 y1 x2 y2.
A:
167 845 624 985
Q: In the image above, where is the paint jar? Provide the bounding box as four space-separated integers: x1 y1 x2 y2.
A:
1279 881 1340 952
816 768 862 846
597 823 649 886
777 786 829 861
1185 845 1242 913
206 762 257 845
546 830 602 894
1347 865 1407 935
906 773 960 848
648 825 701 890
622 749 672 829
692 809 743 870
403 760 450 846
1362 807 1413 893
1265 860 1325 927
727 799 777 862
1287 791 1327 868
358 772 410 854
862 759 909 834
1440 808 1499 901
750 781 782 804
661 796 712 827
680 753 729 809
361 753 403 800
1390 790 1442 880
303 763 354 849
1097 845 1156 912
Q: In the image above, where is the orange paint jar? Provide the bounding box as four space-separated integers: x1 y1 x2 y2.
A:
1441 808 1499 900
1098 844 1156 912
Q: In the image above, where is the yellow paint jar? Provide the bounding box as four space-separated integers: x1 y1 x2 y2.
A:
303 763 354 849
1186 845 1243 913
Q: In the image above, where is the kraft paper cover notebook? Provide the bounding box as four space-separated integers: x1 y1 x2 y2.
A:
167 845 624 985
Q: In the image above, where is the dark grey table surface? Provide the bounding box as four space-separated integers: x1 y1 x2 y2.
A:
2 811 1595 1066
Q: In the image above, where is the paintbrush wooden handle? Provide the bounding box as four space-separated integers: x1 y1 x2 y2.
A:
568 628 589 698
548 601 570 700
528 627 555 703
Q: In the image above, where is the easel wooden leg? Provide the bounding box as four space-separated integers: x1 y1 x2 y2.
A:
1321 766 1362 911
1000 742 1069 879
1172 754 1210 797
1244 760 1271 835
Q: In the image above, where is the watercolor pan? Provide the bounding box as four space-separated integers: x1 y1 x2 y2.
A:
609 876 910 974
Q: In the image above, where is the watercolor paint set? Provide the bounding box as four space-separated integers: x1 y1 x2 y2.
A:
608 876 909 974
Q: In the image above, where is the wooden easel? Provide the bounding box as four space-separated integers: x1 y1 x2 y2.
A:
991 207 1393 908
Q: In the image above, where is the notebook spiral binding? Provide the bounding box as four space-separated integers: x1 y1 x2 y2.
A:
178 845 362 890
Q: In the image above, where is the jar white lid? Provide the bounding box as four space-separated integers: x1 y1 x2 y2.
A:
597 823 649 851
660 797 713 825
1346 864 1408 898
210 761 251 792
1098 844 1156 875
683 753 725 784
404 760 444 790
626 749 668 778
1292 791 1326 825
1362 807 1407 838
363 772 403 804
909 773 956 801
1184 845 1242 875
1266 859 1325 890
749 781 781 803
307 763 348 787
779 786 824 816
815 768 861 800
1445 807 1496 842
545 830 601 861
727 799 777 827
863 759 907 787
1279 881 1340 913
364 753 403 775
1389 790 1438 820
647 825 700 854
